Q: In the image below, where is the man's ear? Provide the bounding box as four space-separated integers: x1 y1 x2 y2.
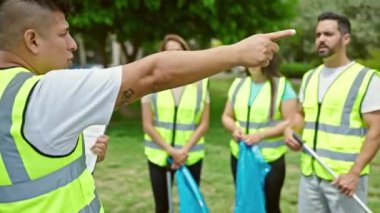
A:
343 33 350 46
23 29 41 54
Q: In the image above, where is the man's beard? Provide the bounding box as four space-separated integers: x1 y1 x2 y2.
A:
317 46 333 58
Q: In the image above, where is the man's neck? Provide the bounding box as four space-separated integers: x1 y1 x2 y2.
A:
0 50 37 74
323 53 351 68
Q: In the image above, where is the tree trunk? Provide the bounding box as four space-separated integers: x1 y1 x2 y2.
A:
120 40 141 63
110 34 121 66
98 37 109 68
75 34 87 67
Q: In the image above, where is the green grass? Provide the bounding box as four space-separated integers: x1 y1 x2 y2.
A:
94 78 380 212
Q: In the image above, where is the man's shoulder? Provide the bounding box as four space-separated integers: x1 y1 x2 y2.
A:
302 65 322 80
345 61 375 71
348 62 379 78
358 62 380 74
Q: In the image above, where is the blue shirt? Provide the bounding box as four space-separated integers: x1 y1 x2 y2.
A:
248 79 296 106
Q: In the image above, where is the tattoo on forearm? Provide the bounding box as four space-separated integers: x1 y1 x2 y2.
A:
123 88 135 103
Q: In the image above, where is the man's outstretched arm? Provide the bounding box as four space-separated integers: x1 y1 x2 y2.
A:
116 30 296 105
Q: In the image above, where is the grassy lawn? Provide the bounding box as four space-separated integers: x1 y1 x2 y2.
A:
94 78 380 212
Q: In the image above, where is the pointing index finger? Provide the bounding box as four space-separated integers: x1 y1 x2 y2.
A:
265 29 296 41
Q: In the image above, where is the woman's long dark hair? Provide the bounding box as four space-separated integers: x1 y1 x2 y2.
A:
246 55 282 120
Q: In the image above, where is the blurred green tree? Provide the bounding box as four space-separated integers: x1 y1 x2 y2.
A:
283 0 380 65
68 0 297 65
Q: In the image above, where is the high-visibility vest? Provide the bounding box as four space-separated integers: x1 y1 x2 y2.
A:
0 67 102 212
301 62 376 180
229 77 287 162
144 79 208 166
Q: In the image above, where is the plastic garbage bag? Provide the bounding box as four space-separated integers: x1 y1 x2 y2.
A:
234 141 271 213
176 164 209 213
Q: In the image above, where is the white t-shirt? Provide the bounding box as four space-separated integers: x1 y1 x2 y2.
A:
24 66 122 156
299 62 380 113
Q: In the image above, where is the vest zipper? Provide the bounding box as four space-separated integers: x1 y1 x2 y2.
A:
246 82 253 135
312 103 322 173
171 106 178 147
246 106 251 135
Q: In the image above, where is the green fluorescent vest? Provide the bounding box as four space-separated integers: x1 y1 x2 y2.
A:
144 79 208 166
229 77 287 162
301 62 375 180
0 68 102 212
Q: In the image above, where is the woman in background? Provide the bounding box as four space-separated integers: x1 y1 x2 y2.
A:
222 57 298 213
141 34 210 213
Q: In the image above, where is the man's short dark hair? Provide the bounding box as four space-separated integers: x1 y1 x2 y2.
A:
1 0 71 15
0 0 71 50
318 11 351 34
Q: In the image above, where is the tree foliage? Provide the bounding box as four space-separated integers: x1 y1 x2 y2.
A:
68 0 297 64
284 0 380 64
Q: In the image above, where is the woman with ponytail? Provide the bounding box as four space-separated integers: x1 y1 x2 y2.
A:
222 56 298 213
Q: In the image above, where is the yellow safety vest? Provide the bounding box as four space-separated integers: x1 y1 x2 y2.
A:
0 67 102 212
229 77 287 162
301 62 375 180
144 79 208 166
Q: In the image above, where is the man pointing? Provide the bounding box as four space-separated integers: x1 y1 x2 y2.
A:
0 0 294 212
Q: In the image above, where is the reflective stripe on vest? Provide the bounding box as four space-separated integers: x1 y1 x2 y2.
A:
229 77 288 162
301 63 375 179
257 140 285 149
154 120 197 131
0 68 101 212
0 154 85 202
304 122 367 136
238 120 280 129
303 148 357 162
0 72 33 184
231 78 245 107
144 80 207 166
144 140 204 152
79 192 101 213
301 68 316 101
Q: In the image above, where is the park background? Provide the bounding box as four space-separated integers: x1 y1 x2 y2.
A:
67 0 380 212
